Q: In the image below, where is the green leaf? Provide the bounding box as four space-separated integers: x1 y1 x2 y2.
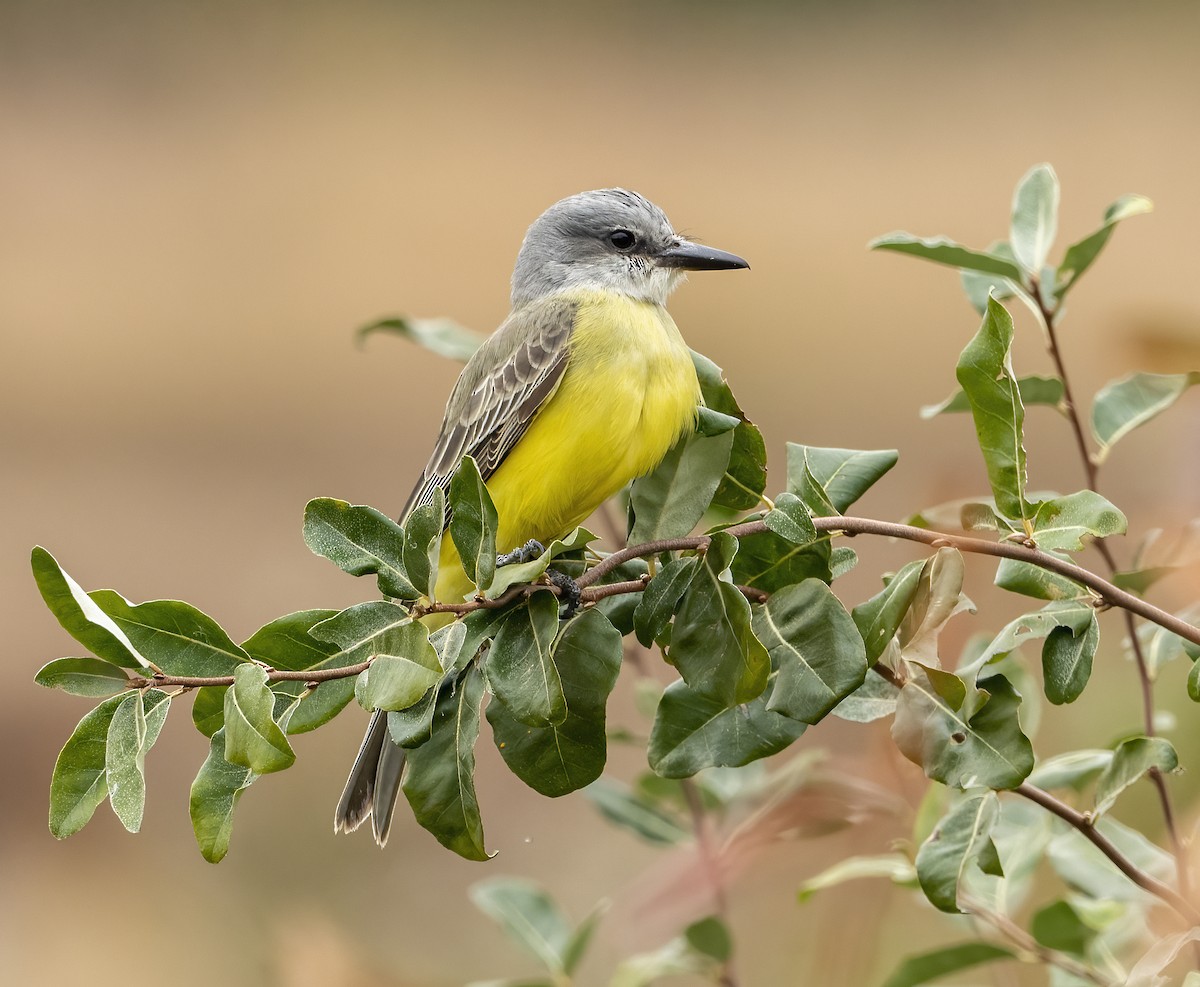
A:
49 694 124 838
955 298 1032 524
1094 736 1179 817
104 690 170 833
628 429 734 543
87 591 249 677
585 777 689 845
1117 524 1200 594
240 609 359 735
561 901 607 977
355 652 441 713
1031 900 1094 955
647 679 805 779
852 559 924 663
830 669 901 723
1055 194 1153 300
345 618 439 711
191 686 227 737
1030 491 1126 551
402 665 489 860
729 526 833 592
762 491 818 544
222 665 295 774
1027 749 1113 790
356 315 484 362
484 593 565 726
915 792 999 912
469 878 574 975
797 853 916 902
302 498 416 600
1010 163 1059 274
34 657 129 698
993 557 1086 601
633 556 697 647
684 917 731 963
970 597 1091 661
869 232 1025 280
921 375 1064 419
189 727 257 863
1042 612 1099 704
488 609 622 796
31 547 147 668
752 580 867 723
669 532 769 705
692 351 768 512
879 942 1013 987
449 455 499 594
242 609 340 670
893 669 1034 790
786 444 898 515
1091 371 1200 464
402 486 445 600
696 406 740 435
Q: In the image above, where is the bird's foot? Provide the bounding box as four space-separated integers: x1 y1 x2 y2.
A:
497 539 545 567
547 568 582 618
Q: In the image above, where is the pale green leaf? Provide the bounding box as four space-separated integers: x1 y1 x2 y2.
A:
869 233 1024 280
1092 371 1200 464
35 657 130 698
222 664 295 774
356 315 485 361
1010 163 1059 274
915 792 999 912
1094 737 1179 817
1055 194 1153 300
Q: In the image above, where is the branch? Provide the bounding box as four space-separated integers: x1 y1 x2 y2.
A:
959 894 1116 987
1013 782 1200 926
1028 278 1194 913
125 514 1200 692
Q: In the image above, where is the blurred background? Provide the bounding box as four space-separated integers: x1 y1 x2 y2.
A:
4 1 1200 983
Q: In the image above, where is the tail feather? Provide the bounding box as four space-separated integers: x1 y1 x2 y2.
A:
334 709 406 846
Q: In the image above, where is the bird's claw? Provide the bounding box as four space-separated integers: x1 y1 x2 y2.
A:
547 569 582 618
497 539 545 567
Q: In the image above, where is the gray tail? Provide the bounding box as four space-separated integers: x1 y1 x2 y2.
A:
333 709 406 847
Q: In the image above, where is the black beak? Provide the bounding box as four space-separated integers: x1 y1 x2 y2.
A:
655 239 750 272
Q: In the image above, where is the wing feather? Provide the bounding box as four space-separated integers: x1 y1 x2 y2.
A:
400 296 578 521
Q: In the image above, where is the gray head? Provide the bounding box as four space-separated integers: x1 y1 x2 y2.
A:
510 188 748 307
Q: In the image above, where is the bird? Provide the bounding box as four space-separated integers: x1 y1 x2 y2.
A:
334 188 749 845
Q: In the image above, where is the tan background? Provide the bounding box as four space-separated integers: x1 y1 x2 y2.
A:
4 1 1200 984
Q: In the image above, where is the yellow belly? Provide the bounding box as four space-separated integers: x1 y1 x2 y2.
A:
434 289 700 602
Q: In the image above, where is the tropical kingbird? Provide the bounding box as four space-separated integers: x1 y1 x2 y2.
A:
335 188 748 845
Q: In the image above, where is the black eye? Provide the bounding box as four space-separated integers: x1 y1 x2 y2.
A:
609 229 636 251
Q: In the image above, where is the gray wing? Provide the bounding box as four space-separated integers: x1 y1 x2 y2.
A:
400 295 578 521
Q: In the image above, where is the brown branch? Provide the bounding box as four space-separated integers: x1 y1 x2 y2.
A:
1015 782 1200 926
1028 278 1194 915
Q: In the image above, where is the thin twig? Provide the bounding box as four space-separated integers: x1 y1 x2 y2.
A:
960 894 1116 986
681 778 739 987
1028 278 1194 913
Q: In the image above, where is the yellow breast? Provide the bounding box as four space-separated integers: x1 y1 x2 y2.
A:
434 289 700 601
